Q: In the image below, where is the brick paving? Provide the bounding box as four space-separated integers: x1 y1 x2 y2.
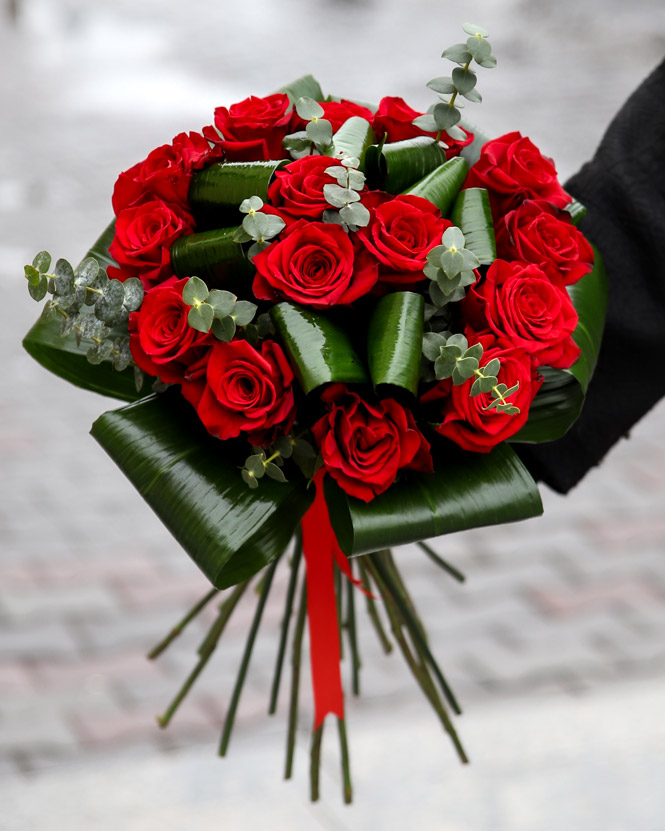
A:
2 0 665 820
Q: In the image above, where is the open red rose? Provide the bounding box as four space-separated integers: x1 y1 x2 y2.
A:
422 342 540 452
214 93 292 161
267 156 345 221
464 259 580 369
358 194 450 286
128 277 212 385
464 131 571 214
108 199 193 288
312 384 433 502
112 131 221 214
372 96 473 158
184 338 296 446
496 199 594 286
252 219 378 307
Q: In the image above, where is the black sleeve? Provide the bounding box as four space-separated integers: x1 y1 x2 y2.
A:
517 57 665 493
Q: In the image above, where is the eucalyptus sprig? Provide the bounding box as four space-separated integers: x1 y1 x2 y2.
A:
322 156 370 230
182 275 257 342
424 226 479 307
233 196 286 258
241 434 322 490
25 250 143 377
282 97 334 159
422 332 520 415
416 22 497 142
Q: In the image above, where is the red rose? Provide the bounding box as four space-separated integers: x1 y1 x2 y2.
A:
464 132 571 214
112 131 221 214
464 259 580 369
128 277 212 384
267 155 345 221
291 99 374 133
372 96 473 158
252 219 378 307
357 194 450 286
422 343 540 452
496 199 594 286
214 93 292 161
184 338 296 446
312 384 433 502
108 199 193 288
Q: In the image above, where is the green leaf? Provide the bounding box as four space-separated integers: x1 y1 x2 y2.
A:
365 137 447 195
28 274 48 302
306 119 333 149
339 201 370 227
449 187 496 264
452 356 478 383
441 43 472 65
412 114 438 133
242 212 271 240
402 156 468 216
270 302 368 395
75 257 99 286
332 116 376 168
433 102 462 132
426 76 456 95
91 393 314 588
122 278 144 312
367 292 424 396
212 316 236 342
189 161 286 226
422 331 448 361
187 303 214 333
467 36 492 62
513 246 608 443
245 454 266 478
182 276 210 306
452 66 477 94
325 443 542 556
239 196 264 214
265 462 287 483
282 132 313 156
208 289 236 318
476 55 497 69
462 22 489 37
461 88 482 104
87 339 114 365
94 280 125 323
275 74 325 106
171 226 252 286
323 184 361 208
32 251 51 273
295 96 325 121
232 300 257 327
566 198 587 226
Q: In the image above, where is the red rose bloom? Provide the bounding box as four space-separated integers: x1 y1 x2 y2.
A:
496 199 595 286
128 277 212 385
112 131 221 214
358 194 450 286
464 131 571 214
312 384 433 502
267 156 345 221
214 93 292 161
184 339 296 446
464 259 580 369
372 96 473 158
108 199 193 288
252 220 378 307
291 99 374 133
422 343 540 452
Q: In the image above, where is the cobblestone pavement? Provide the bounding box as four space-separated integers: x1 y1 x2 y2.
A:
2 0 665 826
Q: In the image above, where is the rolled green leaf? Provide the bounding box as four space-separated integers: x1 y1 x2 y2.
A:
332 117 376 168
325 443 543 556
189 161 286 227
271 302 368 394
367 292 424 396
171 226 253 286
459 119 490 167
91 392 314 588
402 156 469 215
448 187 496 264
276 75 325 104
365 137 448 195
513 246 608 443
22 221 142 402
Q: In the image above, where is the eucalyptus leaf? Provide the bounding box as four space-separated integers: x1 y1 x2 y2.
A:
295 96 325 121
182 276 209 306
422 331 448 361
462 22 489 37
452 67 477 94
32 251 51 273
484 358 501 378
95 280 125 323
467 36 492 62
75 257 100 286
122 278 144 312
187 303 214 333
412 114 438 133
339 201 370 227
29 275 49 302
426 76 456 95
232 300 257 327
433 102 462 131
265 462 287 483
306 119 333 148
87 339 115 365
323 184 360 207
208 289 236 318
212 316 236 342
441 43 473 65
239 196 264 214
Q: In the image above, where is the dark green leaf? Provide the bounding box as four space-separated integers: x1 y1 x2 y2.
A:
449 187 496 263
122 278 144 312
325 443 542 556
171 226 252 286
28 275 48 302
433 102 461 131
265 462 287 483
331 116 376 168
95 280 125 323
32 251 51 273
365 137 447 194
91 393 314 588
270 302 368 395
452 67 477 94
212 316 236 342
367 292 424 396
275 74 325 105
187 303 214 333
402 156 468 216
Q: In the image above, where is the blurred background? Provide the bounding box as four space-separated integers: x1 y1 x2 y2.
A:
2 0 665 828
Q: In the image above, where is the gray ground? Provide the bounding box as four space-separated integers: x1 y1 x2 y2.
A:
2 0 665 828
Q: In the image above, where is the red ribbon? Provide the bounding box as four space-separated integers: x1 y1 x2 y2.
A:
300 471 361 728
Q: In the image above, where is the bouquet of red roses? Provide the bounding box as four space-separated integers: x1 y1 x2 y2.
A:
23 24 606 802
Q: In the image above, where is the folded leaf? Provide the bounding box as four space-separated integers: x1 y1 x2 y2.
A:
365 137 448 194
367 291 424 396
170 226 253 287
276 75 325 105
91 392 314 588
449 187 496 263
325 442 543 556
402 156 468 215
332 117 376 169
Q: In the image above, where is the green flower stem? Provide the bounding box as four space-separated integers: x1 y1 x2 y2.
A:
219 559 278 757
147 586 220 660
345 568 361 696
310 723 324 802
417 541 466 583
157 582 249 728
285 579 308 780
197 580 250 656
337 718 353 804
368 552 462 716
269 531 303 715
357 559 393 654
